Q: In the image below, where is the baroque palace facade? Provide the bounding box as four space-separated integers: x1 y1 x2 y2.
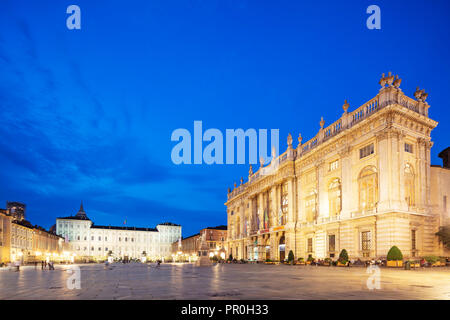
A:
56 203 181 261
226 73 450 262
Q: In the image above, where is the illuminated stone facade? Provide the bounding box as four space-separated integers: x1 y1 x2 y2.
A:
56 204 182 261
171 225 227 261
226 73 450 261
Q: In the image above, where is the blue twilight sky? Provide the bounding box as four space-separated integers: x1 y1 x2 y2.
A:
0 0 449 237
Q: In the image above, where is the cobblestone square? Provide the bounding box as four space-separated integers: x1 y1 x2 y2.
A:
0 263 449 300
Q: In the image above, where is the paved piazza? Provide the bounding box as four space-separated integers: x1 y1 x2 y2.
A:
0 263 449 300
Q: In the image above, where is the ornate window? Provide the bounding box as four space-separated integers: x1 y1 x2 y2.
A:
358 166 378 211
361 231 371 257
328 178 341 217
404 163 415 207
305 189 317 222
236 216 240 238
280 183 288 225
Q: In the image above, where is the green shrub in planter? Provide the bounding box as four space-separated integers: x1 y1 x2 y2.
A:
297 257 304 262
338 249 349 264
387 246 403 261
307 255 314 262
424 256 439 264
324 258 332 263
288 250 295 263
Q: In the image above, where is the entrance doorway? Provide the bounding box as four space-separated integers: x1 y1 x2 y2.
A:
278 236 285 261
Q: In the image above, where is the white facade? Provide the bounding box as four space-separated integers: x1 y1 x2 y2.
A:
56 204 181 261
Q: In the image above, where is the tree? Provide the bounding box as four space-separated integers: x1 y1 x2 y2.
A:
338 249 348 264
436 226 450 249
387 246 403 261
287 250 295 263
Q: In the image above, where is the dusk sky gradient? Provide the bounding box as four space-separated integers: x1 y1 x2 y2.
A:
0 0 449 237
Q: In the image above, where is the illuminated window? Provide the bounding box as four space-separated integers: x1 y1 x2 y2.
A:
358 166 378 211
328 178 341 217
329 159 339 171
361 231 371 251
405 164 415 207
359 144 374 159
404 143 413 153
305 189 317 222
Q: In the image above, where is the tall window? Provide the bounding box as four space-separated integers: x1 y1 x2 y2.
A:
328 234 336 253
304 189 317 222
361 231 371 257
307 238 313 253
305 189 317 222
280 183 288 225
236 216 240 238
358 166 378 211
411 230 417 251
328 178 341 217
404 163 415 207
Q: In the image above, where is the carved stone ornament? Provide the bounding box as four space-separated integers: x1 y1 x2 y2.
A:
287 133 293 148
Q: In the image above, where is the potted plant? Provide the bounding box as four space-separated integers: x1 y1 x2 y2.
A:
337 249 348 266
297 257 305 265
386 246 403 267
287 250 295 265
306 255 314 265
324 257 332 266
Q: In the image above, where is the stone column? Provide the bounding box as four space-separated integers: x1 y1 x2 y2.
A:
376 129 390 212
287 179 295 224
339 145 352 219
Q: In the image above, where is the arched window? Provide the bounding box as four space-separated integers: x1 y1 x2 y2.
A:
358 166 378 211
328 178 341 217
405 163 415 207
305 189 317 222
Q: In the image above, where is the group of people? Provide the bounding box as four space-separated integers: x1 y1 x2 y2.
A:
38 260 55 270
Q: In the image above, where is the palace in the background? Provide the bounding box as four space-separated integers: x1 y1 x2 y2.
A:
171 225 227 261
56 203 181 261
0 202 68 264
226 73 450 262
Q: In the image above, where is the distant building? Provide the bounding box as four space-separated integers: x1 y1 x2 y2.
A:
56 203 182 261
0 203 67 264
6 201 26 221
172 225 227 261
